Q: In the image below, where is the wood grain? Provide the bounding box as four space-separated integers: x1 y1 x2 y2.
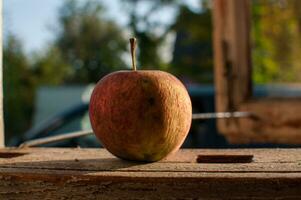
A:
213 0 252 137
0 148 300 199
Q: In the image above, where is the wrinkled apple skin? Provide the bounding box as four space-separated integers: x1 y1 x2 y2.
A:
89 70 192 162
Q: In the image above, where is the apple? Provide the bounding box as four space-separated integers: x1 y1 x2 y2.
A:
89 38 192 162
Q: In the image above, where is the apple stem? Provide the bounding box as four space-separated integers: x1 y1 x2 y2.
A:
129 37 137 71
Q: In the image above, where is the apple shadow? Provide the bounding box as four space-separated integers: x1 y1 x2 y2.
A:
0 156 148 173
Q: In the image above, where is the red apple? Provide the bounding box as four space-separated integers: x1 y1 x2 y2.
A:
89 38 192 162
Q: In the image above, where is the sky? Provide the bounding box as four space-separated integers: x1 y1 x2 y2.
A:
3 0 201 54
4 0 61 53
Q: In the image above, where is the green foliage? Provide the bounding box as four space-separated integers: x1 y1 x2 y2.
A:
3 35 35 141
123 0 213 81
4 0 129 140
171 5 213 83
54 0 128 83
252 0 301 83
122 0 179 69
32 47 71 85
33 0 128 85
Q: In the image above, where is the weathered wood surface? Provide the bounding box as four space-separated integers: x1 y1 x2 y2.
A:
213 0 253 141
0 148 300 199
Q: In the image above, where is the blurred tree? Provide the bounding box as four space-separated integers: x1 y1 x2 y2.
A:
32 46 71 85
171 3 213 83
43 0 128 83
3 35 35 141
123 0 213 81
122 0 179 69
252 0 301 83
3 0 129 142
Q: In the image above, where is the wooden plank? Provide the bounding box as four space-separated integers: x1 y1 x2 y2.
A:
0 148 301 173
0 148 300 199
0 170 300 199
2 160 301 173
1 148 301 172
2 148 301 163
0 169 300 200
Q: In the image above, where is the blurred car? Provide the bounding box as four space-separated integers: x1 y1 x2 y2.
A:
11 84 217 147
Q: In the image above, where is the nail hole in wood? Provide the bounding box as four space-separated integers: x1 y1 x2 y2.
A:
196 154 253 163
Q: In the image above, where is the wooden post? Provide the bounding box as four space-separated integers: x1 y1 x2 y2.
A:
213 0 252 134
0 0 4 147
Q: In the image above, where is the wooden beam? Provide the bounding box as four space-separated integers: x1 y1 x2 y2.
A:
213 0 252 112
235 98 301 143
0 148 300 199
213 0 252 135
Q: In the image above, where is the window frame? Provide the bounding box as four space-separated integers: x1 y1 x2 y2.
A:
213 0 301 144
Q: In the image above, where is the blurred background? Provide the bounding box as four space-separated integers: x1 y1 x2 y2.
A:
3 0 301 147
